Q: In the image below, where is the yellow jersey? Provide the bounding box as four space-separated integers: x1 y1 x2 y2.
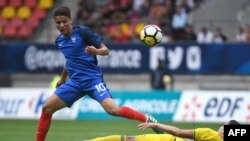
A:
194 128 223 141
135 134 185 141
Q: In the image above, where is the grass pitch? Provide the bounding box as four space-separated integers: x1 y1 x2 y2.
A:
0 119 221 141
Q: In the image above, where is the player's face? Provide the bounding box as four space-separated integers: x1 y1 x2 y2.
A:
54 16 72 36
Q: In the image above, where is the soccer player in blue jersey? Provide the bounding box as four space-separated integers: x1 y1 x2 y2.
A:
36 6 163 141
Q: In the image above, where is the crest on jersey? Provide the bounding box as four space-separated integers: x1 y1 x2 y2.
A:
71 36 76 43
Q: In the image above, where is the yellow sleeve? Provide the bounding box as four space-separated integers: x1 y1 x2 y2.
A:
135 134 185 141
194 128 223 141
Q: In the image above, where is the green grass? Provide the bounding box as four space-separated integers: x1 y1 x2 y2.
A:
0 119 221 141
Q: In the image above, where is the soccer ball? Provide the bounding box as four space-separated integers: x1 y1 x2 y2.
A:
140 24 163 47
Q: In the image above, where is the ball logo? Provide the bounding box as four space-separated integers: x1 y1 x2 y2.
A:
182 95 201 121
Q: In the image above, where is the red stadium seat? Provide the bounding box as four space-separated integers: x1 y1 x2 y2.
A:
0 16 8 26
24 0 37 8
18 26 32 38
32 7 46 20
9 0 22 7
9 17 23 26
0 0 7 8
25 17 39 29
3 25 17 38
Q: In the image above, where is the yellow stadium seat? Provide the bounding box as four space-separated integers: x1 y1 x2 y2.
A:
121 23 133 37
38 0 53 9
17 6 31 19
2 6 15 19
135 22 146 36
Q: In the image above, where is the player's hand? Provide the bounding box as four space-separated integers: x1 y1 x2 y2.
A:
56 79 66 88
85 46 98 55
138 123 156 130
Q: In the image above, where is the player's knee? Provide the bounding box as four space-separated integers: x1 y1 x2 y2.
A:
42 103 55 115
106 107 120 116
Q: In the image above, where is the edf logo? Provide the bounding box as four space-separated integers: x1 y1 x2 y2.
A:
224 125 250 140
204 97 243 117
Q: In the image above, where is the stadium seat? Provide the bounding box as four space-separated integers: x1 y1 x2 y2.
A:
17 6 31 19
0 16 8 25
135 22 146 36
24 0 37 8
25 17 39 29
0 0 54 38
18 26 32 38
9 17 23 26
0 0 7 8
9 0 22 7
3 25 17 38
38 0 53 9
32 7 46 20
1 6 16 19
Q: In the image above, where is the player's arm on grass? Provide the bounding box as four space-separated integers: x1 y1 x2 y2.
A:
56 66 68 88
138 123 194 139
85 43 109 56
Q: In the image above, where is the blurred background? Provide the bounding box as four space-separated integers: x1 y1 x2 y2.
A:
1 0 250 141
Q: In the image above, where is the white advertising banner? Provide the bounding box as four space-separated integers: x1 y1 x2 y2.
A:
0 88 78 119
174 90 250 123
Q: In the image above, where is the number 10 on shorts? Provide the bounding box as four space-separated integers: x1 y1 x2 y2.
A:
95 83 106 93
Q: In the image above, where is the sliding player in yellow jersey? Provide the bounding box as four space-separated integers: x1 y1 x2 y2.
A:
85 120 240 141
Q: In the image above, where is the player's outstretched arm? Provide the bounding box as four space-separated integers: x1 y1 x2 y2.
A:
138 123 194 139
85 43 109 56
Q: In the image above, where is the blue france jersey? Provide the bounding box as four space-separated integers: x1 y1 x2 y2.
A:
55 26 103 83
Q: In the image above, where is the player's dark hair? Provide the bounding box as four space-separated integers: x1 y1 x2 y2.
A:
227 120 240 125
53 6 71 18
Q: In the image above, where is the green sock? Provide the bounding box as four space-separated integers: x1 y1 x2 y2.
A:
90 135 126 141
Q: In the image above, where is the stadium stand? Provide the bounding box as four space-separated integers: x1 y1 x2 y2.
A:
2 0 250 91
38 0 54 9
17 6 31 19
0 14 7 23
3 24 17 38
9 0 22 7
25 16 40 30
24 0 37 8
1 0 249 43
10 16 23 26
0 0 7 8
2 5 15 19
18 25 33 38
190 0 250 41
237 0 250 26
0 24 1 33
0 0 54 39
